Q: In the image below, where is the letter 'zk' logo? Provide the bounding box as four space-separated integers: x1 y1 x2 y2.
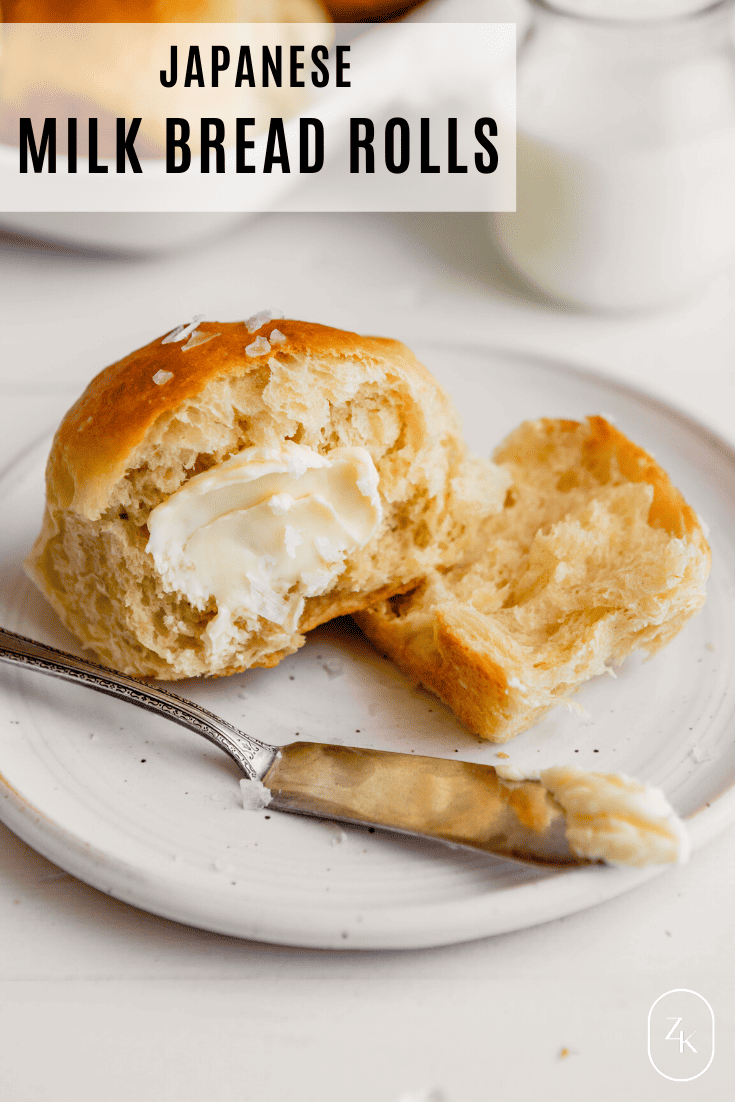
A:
665 1017 697 1053
648 990 714 1081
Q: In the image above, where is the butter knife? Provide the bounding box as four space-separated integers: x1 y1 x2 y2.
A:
0 626 583 868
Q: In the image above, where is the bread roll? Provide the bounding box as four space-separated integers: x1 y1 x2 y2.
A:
0 0 330 156
355 416 711 742
26 317 504 679
1 1 323 20
322 0 420 20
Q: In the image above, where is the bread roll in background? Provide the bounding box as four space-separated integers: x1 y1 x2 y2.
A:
355 416 711 742
26 318 505 680
1 0 425 19
0 0 331 156
1 0 324 20
322 0 422 20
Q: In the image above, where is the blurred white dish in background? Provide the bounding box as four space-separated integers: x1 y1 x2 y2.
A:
546 0 721 16
409 0 529 20
0 16 331 247
0 211 247 252
0 19 330 158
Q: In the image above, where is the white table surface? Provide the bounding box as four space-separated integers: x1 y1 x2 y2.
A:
0 210 734 1102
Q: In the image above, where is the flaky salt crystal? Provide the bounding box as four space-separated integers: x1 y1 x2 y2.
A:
245 309 283 333
153 370 173 385
182 330 219 352
246 336 271 357
162 313 206 345
161 325 185 345
269 328 286 343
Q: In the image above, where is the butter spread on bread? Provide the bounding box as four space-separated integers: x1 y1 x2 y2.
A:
147 442 382 654
26 319 506 679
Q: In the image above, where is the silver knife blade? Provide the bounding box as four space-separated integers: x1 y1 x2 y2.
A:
0 626 586 868
263 742 586 867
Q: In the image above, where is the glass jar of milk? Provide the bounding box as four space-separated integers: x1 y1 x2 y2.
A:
494 0 735 310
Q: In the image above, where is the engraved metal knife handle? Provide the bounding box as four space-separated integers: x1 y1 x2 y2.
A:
0 627 592 867
0 625 277 780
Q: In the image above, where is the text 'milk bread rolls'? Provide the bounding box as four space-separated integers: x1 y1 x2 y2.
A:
355 416 711 742
26 317 505 679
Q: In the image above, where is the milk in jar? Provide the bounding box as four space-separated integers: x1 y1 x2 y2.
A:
494 0 735 310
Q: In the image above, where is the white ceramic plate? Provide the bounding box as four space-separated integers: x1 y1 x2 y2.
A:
1 343 735 950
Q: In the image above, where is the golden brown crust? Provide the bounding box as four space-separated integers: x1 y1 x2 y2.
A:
3 0 226 16
580 415 703 542
356 416 711 742
298 576 422 635
2 0 326 19
322 0 419 19
49 319 434 520
1 6 330 159
28 317 492 678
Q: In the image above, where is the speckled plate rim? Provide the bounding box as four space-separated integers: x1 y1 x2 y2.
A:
0 787 668 949
1 342 734 950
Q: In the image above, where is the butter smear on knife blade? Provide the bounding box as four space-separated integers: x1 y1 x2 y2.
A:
242 745 690 868
496 763 690 868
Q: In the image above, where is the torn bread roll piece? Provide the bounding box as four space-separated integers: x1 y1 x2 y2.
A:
355 416 711 742
26 317 505 679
